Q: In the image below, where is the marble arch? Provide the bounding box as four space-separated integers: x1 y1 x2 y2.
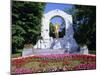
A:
41 9 73 40
34 9 78 53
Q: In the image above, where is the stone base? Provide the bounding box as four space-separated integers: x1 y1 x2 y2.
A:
22 48 89 57
22 49 66 56
33 49 66 55
22 49 33 56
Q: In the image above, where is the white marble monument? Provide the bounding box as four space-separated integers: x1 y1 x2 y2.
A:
34 9 78 53
22 9 88 56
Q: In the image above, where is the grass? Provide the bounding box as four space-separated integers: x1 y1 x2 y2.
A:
89 50 96 55
11 49 22 58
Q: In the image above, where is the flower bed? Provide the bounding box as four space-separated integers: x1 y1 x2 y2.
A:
11 54 96 74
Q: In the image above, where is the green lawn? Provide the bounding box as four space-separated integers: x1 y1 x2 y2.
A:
11 49 22 58
89 50 96 55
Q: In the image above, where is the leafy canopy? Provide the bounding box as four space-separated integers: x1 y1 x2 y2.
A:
12 1 45 52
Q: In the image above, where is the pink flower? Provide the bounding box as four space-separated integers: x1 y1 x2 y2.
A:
13 68 33 74
73 63 96 70
12 54 96 74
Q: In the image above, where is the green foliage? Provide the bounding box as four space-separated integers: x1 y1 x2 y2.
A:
12 1 45 53
49 22 55 37
73 5 96 50
64 6 75 15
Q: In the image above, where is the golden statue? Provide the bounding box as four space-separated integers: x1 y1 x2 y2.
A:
54 22 60 38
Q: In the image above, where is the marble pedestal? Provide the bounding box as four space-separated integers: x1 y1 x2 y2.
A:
22 49 66 56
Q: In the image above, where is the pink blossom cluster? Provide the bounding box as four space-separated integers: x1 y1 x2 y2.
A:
12 54 96 61
73 63 96 70
13 68 33 74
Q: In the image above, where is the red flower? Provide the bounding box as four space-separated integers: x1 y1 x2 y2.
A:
41 60 48 64
63 61 70 65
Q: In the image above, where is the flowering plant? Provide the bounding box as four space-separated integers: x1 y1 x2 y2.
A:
12 54 96 74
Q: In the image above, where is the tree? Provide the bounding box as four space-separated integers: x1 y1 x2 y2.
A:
12 1 45 53
49 22 55 38
73 5 96 50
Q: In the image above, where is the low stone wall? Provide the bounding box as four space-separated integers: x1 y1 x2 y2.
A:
22 46 89 57
22 49 66 56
